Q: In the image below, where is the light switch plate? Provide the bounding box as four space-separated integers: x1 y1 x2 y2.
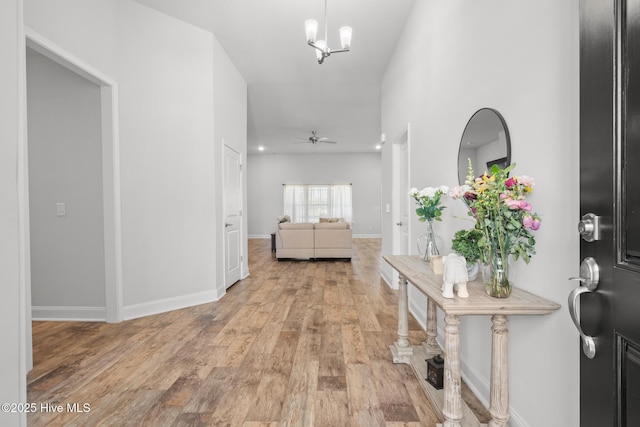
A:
56 202 66 216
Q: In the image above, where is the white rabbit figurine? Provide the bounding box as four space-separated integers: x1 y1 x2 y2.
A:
442 253 469 299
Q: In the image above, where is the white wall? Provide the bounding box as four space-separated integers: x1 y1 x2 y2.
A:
0 0 28 425
381 1 579 426
24 0 247 319
24 0 117 77
27 51 106 314
115 0 217 311
213 37 249 283
247 153 382 237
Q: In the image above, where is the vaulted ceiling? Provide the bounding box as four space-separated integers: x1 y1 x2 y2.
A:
134 0 416 154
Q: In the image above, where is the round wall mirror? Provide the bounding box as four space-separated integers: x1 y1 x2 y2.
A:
457 108 511 184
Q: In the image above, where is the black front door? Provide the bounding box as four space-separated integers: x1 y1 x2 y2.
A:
580 0 640 425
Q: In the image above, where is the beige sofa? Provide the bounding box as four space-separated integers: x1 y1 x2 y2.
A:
275 220 352 260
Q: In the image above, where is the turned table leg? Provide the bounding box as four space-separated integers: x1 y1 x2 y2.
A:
489 314 510 427
391 274 413 363
443 313 462 427
423 297 441 355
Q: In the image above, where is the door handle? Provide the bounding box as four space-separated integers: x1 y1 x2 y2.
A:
567 257 600 359
568 286 597 359
225 223 233 227
396 221 403 226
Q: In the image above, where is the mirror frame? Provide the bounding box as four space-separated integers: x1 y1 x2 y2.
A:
457 108 511 185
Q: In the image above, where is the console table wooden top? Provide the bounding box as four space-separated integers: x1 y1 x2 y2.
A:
384 255 560 316
383 254 560 427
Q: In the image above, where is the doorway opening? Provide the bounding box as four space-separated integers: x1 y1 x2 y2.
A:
25 29 123 324
389 123 411 289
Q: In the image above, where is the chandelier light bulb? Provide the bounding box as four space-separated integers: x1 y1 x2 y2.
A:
305 19 318 42
339 26 352 50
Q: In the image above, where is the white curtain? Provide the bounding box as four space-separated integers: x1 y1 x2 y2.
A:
283 184 352 223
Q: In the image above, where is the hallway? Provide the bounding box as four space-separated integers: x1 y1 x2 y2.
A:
28 238 486 426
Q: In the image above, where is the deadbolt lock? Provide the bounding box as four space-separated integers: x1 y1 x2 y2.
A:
578 213 601 242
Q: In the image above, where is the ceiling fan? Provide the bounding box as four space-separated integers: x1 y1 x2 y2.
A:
295 130 338 145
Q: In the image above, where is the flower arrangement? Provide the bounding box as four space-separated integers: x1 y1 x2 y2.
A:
450 160 541 297
408 185 449 222
409 185 449 261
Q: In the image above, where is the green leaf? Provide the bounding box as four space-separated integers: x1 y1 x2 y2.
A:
503 163 516 174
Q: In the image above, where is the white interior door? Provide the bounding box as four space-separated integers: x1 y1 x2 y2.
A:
223 145 242 288
392 124 410 255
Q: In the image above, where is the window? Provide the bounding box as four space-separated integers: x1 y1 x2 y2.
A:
283 184 352 223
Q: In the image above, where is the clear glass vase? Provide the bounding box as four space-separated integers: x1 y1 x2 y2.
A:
417 219 442 262
482 251 513 298
467 261 480 282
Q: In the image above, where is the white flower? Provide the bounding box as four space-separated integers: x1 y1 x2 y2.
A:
408 187 419 196
419 187 437 198
438 185 450 194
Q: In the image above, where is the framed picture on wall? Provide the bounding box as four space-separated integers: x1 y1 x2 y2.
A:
486 156 508 170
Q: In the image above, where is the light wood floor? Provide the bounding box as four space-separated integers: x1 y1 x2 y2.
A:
28 238 475 426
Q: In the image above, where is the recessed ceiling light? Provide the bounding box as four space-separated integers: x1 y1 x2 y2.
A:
258 146 265 151
375 144 381 150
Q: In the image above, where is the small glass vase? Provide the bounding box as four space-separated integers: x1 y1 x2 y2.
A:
417 219 443 262
482 252 513 298
467 261 480 282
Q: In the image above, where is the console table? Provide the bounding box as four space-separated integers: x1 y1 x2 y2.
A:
383 255 560 427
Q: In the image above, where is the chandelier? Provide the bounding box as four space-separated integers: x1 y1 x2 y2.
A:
304 0 352 64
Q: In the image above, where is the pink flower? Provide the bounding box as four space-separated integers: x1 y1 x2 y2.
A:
504 198 532 211
449 185 470 200
523 215 541 230
518 175 536 187
505 177 517 188
504 198 518 209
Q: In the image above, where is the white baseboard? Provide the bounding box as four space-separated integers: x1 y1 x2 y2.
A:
409 297 427 330
32 306 107 322
380 263 399 290
122 290 221 321
380 269 393 290
248 234 271 239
